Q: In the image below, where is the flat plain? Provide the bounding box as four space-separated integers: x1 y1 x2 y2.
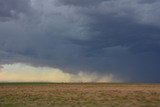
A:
0 83 160 107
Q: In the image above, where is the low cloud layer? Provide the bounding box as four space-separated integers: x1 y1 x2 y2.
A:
0 0 160 82
0 63 120 82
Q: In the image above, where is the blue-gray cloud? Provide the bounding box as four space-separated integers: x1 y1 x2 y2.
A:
58 0 107 6
0 0 31 21
0 0 160 82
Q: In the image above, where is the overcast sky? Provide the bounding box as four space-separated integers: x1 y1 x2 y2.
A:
0 0 160 82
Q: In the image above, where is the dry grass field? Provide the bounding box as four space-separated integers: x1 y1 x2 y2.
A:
0 83 160 107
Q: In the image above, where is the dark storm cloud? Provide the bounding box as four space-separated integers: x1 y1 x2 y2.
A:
0 0 160 82
66 0 160 82
71 13 160 82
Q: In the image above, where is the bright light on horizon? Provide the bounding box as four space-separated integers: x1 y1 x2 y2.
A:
0 63 121 83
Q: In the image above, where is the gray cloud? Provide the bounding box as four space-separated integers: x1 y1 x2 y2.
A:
0 0 31 21
0 0 160 82
139 0 158 4
58 0 107 6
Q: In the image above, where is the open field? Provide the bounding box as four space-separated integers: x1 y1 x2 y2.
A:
0 83 160 107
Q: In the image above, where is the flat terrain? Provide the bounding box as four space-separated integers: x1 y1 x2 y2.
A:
0 83 160 107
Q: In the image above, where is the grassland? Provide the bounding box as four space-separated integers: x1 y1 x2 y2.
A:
0 83 160 107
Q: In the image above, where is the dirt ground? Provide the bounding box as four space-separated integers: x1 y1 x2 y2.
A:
0 83 160 107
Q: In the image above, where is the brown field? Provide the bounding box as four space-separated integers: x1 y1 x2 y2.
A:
0 83 160 107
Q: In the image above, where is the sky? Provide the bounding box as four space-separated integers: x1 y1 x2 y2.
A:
0 0 160 82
